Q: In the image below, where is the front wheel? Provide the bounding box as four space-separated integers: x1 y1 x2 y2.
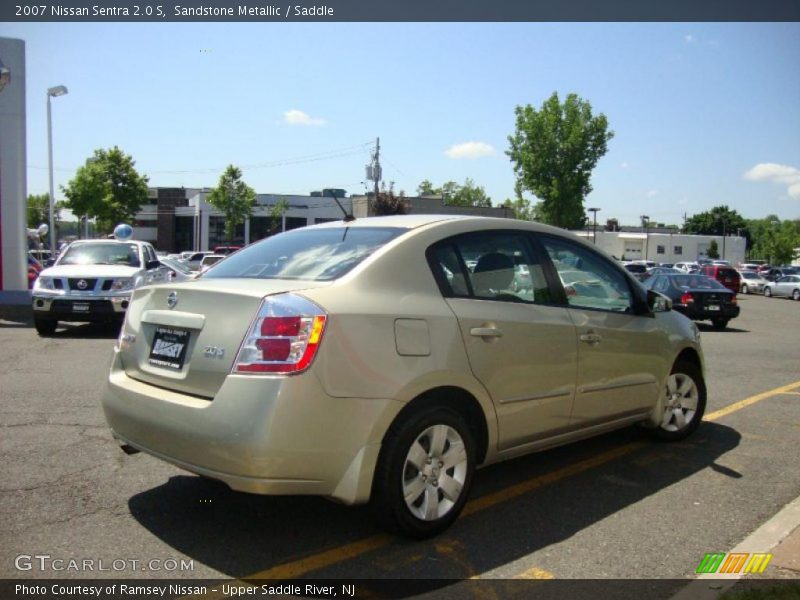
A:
764 287 773 297
793 289 800 301
648 360 707 442
741 284 749 294
372 406 475 538
34 317 57 336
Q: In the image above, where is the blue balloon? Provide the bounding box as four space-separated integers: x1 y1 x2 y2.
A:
114 223 133 241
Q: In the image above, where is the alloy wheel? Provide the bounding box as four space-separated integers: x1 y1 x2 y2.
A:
660 373 699 432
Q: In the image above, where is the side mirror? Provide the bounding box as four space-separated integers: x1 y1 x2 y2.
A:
145 259 161 270
647 289 672 313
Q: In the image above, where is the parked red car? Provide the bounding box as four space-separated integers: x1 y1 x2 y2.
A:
701 265 740 294
27 255 43 289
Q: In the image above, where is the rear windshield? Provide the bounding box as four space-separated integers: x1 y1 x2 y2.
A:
671 275 727 290
202 226 408 281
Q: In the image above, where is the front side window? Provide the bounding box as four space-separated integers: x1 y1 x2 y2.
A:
203 226 407 281
540 236 633 312
429 231 553 304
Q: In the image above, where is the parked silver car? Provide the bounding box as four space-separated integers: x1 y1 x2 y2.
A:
738 270 768 295
103 215 706 538
763 275 800 300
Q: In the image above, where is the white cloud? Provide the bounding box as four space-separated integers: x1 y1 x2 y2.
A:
444 141 496 160
684 34 695 43
646 189 658 198
283 109 325 126
744 163 800 199
620 161 629 169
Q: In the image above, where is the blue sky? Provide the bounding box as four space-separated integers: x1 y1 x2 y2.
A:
5 22 800 225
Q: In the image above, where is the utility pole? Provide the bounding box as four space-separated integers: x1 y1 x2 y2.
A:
372 137 381 199
641 214 650 260
587 207 601 244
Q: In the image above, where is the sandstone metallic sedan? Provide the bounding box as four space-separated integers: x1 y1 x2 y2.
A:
103 215 706 538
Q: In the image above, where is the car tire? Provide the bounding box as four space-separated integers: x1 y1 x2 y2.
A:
793 289 800 301
741 284 749 294
34 317 57 336
372 405 475 539
764 287 772 297
648 360 706 442
712 318 729 330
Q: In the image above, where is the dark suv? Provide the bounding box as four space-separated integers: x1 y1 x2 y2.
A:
701 265 740 294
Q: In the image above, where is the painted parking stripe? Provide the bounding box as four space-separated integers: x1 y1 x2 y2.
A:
223 379 800 582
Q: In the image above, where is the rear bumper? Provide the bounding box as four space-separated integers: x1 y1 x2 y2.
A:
675 304 740 321
102 351 403 504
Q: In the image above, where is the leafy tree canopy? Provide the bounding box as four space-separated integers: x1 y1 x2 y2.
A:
207 165 257 245
706 239 720 259
61 146 149 233
746 215 800 265
507 91 614 230
26 193 65 229
415 178 491 207
372 182 408 216
683 205 749 239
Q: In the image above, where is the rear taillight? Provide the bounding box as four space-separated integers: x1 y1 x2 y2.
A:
730 295 738 305
233 294 327 375
680 293 694 304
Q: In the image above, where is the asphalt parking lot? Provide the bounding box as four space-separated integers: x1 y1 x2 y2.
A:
1 293 798 584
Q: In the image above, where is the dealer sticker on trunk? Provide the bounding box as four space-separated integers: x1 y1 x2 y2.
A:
148 327 190 370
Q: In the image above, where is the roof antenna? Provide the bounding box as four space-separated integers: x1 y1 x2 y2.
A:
327 191 355 222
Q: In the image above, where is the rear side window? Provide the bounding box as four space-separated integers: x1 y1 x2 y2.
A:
428 231 553 304
203 226 408 281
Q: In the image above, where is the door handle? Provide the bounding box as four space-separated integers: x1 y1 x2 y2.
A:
580 332 602 345
470 327 503 338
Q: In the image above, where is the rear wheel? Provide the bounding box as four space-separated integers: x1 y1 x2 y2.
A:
764 287 773 297
372 406 475 538
648 360 706 442
34 317 57 336
712 318 729 330
793 289 800 301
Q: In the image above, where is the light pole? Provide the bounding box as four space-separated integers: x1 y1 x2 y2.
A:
640 214 650 261
587 207 601 244
47 85 68 253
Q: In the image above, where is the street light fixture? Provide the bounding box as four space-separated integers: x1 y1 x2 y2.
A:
587 207 601 244
47 84 68 253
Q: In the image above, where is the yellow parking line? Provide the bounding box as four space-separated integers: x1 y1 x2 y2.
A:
704 380 800 422
235 379 800 581
514 566 556 579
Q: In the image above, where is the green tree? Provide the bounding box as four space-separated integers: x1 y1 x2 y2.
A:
414 178 491 207
371 182 408 216
61 147 149 233
207 165 257 245
706 239 720 259
26 193 64 229
683 205 749 247
507 92 614 229
747 216 800 264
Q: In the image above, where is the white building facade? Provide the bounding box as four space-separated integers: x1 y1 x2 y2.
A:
573 230 747 265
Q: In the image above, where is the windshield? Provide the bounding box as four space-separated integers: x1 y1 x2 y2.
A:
58 243 141 267
202 226 408 281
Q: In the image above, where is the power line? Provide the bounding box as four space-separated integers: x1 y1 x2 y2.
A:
27 140 375 175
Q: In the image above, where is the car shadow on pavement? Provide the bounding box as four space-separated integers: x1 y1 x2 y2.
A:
696 324 749 333
49 322 121 339
128 421 741 582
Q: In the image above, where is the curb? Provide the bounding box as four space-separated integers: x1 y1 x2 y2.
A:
670 495 800 599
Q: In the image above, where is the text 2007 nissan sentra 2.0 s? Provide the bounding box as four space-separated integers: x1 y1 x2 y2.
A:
103 215 706 538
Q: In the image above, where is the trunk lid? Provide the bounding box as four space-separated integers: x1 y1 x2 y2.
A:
118 278 330 397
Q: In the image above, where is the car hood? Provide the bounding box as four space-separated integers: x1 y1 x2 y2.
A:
41 264 141 279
